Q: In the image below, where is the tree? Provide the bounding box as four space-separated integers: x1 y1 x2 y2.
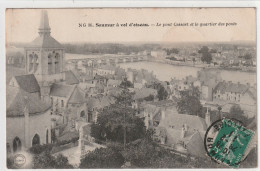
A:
33 151 73 169
120 79 134 88
79 147 125 168
198 46 212 64
244 53 252 60
226 104 249 126
91 84 146 144
147 82 168 100
177 86 203 116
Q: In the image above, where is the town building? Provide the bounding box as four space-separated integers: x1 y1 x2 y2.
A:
7 76 51 153
6 10 89 154
213 81 256 118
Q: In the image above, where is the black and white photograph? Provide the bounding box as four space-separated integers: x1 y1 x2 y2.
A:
5 8 257 169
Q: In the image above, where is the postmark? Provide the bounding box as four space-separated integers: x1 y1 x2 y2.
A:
13 153 26 168
204 118 254 168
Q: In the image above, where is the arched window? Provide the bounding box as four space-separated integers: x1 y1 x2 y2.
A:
13 137 22 153
55 53 60 73
80 111 85 117
46 130 49 144
48 54 52 74
88 113 93 122
32 134 40 146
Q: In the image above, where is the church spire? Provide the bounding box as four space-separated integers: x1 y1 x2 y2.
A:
38 10 51 36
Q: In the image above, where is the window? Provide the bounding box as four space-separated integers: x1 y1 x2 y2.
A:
13 137 22 153
61 100 64 107
46 130 49 144
32 134 40 146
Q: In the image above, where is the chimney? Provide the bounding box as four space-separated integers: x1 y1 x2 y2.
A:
161 108 166 120
180 124 186 139
205 107 211 127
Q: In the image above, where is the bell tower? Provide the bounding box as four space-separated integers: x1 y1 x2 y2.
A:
24 10 65 84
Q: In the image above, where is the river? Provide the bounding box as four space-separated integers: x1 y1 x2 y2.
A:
119 61 256 84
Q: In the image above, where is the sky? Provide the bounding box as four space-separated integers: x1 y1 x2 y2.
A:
5 8 256 44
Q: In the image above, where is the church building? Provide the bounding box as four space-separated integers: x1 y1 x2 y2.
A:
7 10 88 154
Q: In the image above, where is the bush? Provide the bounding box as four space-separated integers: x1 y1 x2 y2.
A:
80 147 125 168
56 136 79 146
33 151 73 169
28 144 54 155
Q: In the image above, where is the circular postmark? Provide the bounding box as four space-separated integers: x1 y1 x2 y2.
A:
204 118 254 168
14 153 26 168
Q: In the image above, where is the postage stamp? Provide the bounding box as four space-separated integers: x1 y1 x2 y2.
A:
205 118 254 168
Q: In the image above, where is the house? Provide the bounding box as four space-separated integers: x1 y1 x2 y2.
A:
213 81 255 105
96 65 116 76
155 111 208 157
9 74 41 100
107 79 122 88
151 50 167 58
6 86 51 154
213 81 256 118
50 84 88 127
87 95 115 123
141 100 176 128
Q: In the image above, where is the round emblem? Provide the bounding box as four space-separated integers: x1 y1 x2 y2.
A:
14 154 26 168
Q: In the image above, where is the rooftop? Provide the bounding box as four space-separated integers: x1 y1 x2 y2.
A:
13 74 40 93
7 86 51 117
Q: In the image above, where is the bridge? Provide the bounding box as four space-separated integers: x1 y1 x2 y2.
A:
65 53 149 68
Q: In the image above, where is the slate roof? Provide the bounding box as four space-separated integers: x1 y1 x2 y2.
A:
65 70 79 85
134 88 157 100
26 35 63 49
93 74 106 80
214 81 249 94
87 96 114 110
6 86 51 117
159 112 207 131
13 74 40 93
50 83 75 97
98 65 116 71
107 79 122 87
67 87 86 104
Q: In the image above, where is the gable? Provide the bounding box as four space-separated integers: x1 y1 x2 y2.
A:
12 74 40 93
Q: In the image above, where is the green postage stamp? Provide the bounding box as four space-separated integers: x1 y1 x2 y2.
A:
208 118 254 168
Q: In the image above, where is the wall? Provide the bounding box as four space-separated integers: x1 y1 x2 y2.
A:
6 110 51 153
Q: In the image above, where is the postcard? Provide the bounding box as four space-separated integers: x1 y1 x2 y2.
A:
5 8 257 169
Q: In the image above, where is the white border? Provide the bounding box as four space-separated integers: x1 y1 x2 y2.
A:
0 1 259 171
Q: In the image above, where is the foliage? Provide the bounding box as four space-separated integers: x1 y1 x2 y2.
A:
177 86 203 116
91 87 146 144
244 53 253 60
143 94 155 101
28 144 54 155
91 105 146 143
120 79 134 88
33 151 73 169
166 56 177 61
146 82 168 100
79 147 125 168
198 46 213 64
7 156 15 169
163 48 179 55
122 139 224 168
56 136 79 146
226 104 249 126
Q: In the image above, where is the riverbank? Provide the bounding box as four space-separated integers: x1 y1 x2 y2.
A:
150 58 256 73
119 61 256 84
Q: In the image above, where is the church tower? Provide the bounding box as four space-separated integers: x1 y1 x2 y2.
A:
24 10 65 84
